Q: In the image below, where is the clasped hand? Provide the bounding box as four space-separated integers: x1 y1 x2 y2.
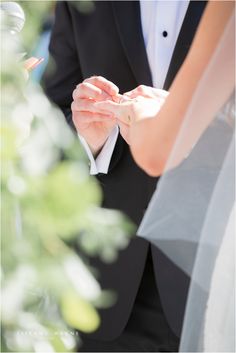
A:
71 76 168 153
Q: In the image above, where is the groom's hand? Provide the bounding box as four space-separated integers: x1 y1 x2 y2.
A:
71 76 119 156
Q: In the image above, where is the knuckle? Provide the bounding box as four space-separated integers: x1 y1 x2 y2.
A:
72 110 78 123
138 85 145 92
90 75 98 81
93 76 100 85
76 82 82 90
86 75 100 87
71 101 75 111
71 100 82 112
79 82 85 92
84 77 93 84
72 89 77 100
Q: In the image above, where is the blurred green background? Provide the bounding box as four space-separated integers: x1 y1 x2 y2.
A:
1 1 133 352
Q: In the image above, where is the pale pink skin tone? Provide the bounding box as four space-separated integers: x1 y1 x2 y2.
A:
71 76 119 156
24 57 44 71
71 77 168 150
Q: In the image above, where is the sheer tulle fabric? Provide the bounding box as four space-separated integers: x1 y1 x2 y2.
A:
138 14 235 352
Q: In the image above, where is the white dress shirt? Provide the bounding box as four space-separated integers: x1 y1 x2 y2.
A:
79 0 189 175
78 126 119 175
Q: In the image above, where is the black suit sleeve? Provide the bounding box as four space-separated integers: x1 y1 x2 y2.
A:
43 1 82 130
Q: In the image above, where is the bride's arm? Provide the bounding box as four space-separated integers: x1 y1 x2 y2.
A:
130 0 235 176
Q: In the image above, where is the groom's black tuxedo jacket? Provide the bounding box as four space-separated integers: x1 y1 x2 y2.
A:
44 0 207 340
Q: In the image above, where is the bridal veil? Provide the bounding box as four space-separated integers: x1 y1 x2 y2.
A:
138 13 235 352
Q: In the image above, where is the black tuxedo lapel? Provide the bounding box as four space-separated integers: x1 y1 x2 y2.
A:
163 1 207 90
111 1 152 87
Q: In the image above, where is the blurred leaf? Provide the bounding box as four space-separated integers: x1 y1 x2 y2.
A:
19 1 53 52
20 162 102 240
61 291 100 333
1 123 18 163
77 207 135 262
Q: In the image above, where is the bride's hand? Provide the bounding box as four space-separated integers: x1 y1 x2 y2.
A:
124 85 169 101
95 87 169 125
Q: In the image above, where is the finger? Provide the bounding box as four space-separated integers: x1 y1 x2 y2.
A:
73 82 111 101
124 85 147 98
84 76 119 96
112 93 123 103
95 100 132 125
123 90 136 98
124 87 169 99
24 57 44 71
73 111 116 124
94 100 121 115
71 98 116 115
124 91 149 99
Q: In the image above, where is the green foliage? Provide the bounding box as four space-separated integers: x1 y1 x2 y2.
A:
1 3 134 352
61 290 100 333
20 1 53 52
19 162 101 240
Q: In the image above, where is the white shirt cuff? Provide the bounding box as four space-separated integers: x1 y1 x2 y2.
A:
78 125 119 175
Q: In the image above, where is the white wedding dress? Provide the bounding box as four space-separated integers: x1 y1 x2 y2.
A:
138 13 235 352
